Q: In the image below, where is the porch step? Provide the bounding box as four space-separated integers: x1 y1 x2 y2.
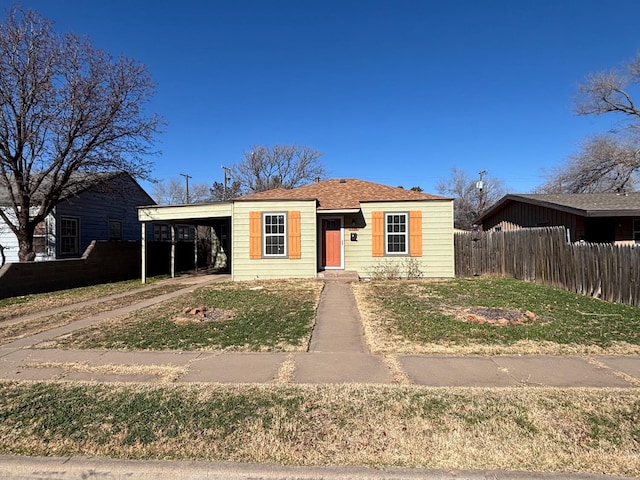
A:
317 270 360 282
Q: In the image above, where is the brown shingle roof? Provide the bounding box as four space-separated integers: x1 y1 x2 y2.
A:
235 178 449 210
480 192 640 220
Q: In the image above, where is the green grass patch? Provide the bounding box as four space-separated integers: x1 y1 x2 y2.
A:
53 281 322 351
0 381 638 476
360 278 640 351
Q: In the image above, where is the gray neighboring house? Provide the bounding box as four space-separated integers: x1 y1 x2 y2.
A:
479 192 640 243
0 172 155 263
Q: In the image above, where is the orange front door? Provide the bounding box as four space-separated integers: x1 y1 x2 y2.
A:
322 219 341 268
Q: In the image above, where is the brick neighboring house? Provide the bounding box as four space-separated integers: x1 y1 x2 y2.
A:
138 178 455 281
0 172 155 263
478 193 640 243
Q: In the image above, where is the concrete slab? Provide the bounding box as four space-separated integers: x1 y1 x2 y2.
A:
1 367 65 381
94 350 200 367
493 356 633 387
293 352 393 384
9 348 107 364
178 352 288 383
398 355 518 387
62 372 159 383
309 282 368 353
594 356 640 381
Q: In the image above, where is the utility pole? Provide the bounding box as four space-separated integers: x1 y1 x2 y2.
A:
179 173 191 203
476 170 487 224
221 166 231 200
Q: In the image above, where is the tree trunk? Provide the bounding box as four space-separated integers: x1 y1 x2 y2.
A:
17 227 36 262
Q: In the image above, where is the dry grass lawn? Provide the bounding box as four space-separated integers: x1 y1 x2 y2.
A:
354 278 640 355
0 284 184 344
0 381 638 477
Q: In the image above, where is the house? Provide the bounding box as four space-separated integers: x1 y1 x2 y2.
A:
138 178 454 281
478 193 640 243
0 172 155 263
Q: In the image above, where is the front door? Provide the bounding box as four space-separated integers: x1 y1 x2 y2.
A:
322 218 342 268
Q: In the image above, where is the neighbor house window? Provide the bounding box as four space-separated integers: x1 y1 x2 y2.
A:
153 224 194 242
176 225 194 241
108 220 122 240
386 213 408 254
634 220 640 243
153 224 170 241
60 217 79 255
33 220 48 254
263 213 286 256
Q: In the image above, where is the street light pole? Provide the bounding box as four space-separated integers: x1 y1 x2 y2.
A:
221 166 231 200
180 173 192 203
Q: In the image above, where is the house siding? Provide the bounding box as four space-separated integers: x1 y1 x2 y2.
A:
55 175 154 258
232 200 317 280
0 208 56 263
345 200 454 278
483 202 585 241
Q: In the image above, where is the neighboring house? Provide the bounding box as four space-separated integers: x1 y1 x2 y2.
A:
478 193 640 244
0 172 155 263
138 178 455 281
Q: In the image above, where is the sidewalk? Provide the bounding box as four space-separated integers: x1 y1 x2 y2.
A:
0 275 638 387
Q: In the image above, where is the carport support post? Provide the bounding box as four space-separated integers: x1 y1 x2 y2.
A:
141 222 147 284
171 224 176 278
194 226 198 272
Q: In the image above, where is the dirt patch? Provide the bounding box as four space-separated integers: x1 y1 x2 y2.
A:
172 305 236 325
455 307 538 326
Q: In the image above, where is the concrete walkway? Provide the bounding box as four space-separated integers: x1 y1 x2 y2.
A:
0 274 638 387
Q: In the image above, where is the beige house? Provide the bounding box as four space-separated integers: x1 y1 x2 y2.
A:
138 178 454 281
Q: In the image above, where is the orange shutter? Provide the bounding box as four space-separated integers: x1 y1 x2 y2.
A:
372 211 384 257
249 211 261 259
288 210 301 259
409 210 422 257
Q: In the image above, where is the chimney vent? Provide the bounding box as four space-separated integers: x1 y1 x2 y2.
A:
340 179 346 183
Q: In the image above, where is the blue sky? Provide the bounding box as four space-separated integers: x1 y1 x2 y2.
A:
13 0 640 195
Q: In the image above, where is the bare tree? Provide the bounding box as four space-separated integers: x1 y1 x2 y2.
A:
233 144 326 193
152 178 210 204
576 52 640 129
538 51 640 194
536 135 640 193
0 7 162 261
436 168 506 230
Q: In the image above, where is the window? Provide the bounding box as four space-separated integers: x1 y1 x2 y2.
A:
108 220 122 240
60 217 79 255
153 224 170 241
634 220 640 243
33 220 48 254
263 213 286 256
386 213 408 254
176 225 194 241
153 224 194 242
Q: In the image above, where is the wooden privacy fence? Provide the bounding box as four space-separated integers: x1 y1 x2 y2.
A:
454 226 640 307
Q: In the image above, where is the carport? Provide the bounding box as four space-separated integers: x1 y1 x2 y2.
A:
137 202 233 283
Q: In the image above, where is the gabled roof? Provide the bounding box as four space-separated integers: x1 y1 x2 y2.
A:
480 192 640 220
0 172 155 206
235 178 449 210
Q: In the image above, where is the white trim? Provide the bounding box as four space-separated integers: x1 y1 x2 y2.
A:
263 212 287 257
321 216 344 269
384 212 408 255
59 216 80 256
